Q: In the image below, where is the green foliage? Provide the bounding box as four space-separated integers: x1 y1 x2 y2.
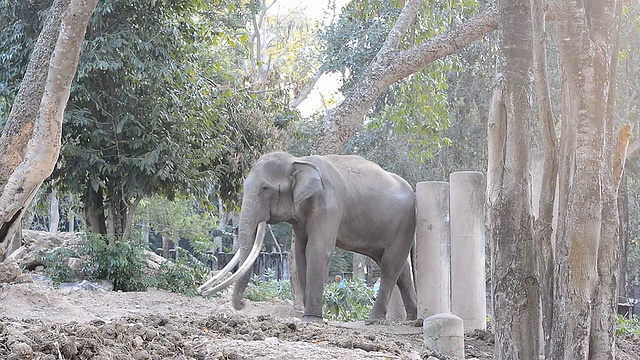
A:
135 196 218 251
329 248 352 275
615 314 640 337
152 248 216 296
0 0 292 239
245 268 292 302
0 0 50 121
322 277 375 322
42 247 76 284
82 235 148 292
322 0 483 161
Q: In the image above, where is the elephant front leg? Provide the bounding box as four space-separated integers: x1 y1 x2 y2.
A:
293 230 308 310
301 228 336 323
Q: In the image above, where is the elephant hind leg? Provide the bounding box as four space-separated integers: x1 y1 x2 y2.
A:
396 260 417 320
367 257 406 324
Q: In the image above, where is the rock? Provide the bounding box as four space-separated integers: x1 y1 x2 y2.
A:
0 260 22 283
145 250 166 270
15 273 34 283
132 349 150 359
61 336 78 358
59 280 114 293
8 341 33 360
6 246 29 262
132 336 144 348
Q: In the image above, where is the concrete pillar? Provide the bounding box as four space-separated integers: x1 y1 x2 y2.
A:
423 313 464 359
450 171 486 331
415 181 451 320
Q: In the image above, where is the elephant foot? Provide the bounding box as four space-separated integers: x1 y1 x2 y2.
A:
232 297 245 310
301 314 324 323
365 315 387 325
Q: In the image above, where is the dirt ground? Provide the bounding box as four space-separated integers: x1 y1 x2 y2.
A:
0 230 637 359
0 275 494 360
1 281 638 360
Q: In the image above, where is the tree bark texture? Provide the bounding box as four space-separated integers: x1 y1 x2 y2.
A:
49 189 60 233
487 1 540 358
0 0 98 250
618 174 629 298
530 0 558 357
312 1 499 155
550 1 621 358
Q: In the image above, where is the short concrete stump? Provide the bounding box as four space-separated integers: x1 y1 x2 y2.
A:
423 313 464 359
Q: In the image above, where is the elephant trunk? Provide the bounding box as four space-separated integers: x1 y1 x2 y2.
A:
231 199 266 309
198 197 266 308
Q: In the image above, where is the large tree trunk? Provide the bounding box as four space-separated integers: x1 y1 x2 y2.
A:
487 1 540 358
312 0 498 155
0 0 98 253
531 0 558 358
550 1 622 358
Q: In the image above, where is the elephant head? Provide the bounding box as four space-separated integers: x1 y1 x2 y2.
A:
198 152 324 308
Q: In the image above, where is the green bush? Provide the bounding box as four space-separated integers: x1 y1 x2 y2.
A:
82 235 148 292
152 248 216 296
42 247 76 284
243 271 375 321
245 268 292 301
322 277 374 322
616 314 640 337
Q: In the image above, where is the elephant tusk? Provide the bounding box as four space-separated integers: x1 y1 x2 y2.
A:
200 222 266 296
198 250 242 293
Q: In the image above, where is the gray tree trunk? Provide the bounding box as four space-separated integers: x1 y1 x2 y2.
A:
531 0 558 357
550 1 622 358
487 0 540 358
49 189 60 233
618 175 629 298
0 0 98 253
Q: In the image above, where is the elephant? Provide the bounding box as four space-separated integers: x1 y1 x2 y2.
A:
199 151 418 324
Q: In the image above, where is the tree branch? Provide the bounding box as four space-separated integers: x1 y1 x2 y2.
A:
312 6 499 155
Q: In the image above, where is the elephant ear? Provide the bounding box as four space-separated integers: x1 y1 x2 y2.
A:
292 160 324 206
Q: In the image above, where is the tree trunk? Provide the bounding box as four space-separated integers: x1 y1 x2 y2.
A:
49 189 60 233
550 1 621 358
312 1 498 155
162 232 170 259
290 232 304 312
0 0 98 252
618 174 629 298
487 1 540 358
531 0 558 357
352 252 368 281
85 187 107 234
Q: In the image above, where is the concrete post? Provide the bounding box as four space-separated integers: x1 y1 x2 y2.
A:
415 181 451 319
423 313 464 359
450 171 486 331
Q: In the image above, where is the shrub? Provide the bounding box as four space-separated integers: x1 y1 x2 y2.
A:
322 277 374 322
616 314 640 337
152 248 216 296
245 268 292 301
82 235 148 292
42 247 76 284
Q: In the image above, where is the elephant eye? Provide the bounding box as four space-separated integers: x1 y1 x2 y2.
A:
261 185 269 191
